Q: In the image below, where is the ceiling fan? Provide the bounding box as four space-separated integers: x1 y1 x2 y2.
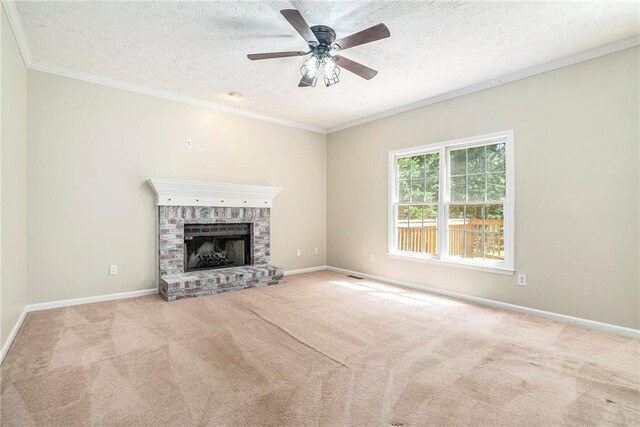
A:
247 9 390 87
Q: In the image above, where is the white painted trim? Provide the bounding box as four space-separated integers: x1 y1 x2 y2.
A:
2 266 636 365
0 268 327 363
387 130 515 273
328 36 640 133
28 61 327 134
6 0 636 138
0 306 28 364
147 179 282 208
9 14 636 137
0 288 159 365
1 1 32 67
326 266 640 339
0 266 329 363
284 265 328 276
27 288 158 312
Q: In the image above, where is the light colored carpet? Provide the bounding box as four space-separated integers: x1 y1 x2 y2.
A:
1 271 638 426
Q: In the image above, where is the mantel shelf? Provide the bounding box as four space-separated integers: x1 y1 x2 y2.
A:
147 179 282 208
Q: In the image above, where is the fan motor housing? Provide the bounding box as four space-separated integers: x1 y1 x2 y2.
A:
310 25 336 48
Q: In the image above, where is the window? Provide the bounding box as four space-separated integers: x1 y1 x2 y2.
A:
388 131 514 274
397 152 439 255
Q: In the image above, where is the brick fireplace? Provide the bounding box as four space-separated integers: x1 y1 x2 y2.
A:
148 179 284 301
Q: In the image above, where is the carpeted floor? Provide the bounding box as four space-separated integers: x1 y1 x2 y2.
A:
1 271 638 426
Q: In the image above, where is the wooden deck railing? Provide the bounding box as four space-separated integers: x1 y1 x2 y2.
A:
397 219 504 259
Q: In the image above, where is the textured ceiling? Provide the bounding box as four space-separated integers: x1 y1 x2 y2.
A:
15 1 640 131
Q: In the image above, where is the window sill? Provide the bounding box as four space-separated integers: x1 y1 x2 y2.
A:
387 252 515 275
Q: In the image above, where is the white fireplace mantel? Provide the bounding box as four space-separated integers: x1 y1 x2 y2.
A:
147 179 282 208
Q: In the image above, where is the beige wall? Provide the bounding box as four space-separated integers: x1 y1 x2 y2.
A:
16 40 640 331
1 6 28 347
27 71 326 303
327 47 640 329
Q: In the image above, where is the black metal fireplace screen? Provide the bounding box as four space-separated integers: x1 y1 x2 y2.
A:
184 223 251 272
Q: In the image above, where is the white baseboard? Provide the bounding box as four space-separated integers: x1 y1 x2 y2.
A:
327 266 640 339
0 306 29 364
0 288 158 365
27 288 158 312
0 268 327 363
3 265 636 365
0 270 328 364
284 265 328 276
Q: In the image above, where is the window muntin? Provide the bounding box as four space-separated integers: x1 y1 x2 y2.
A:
389 132 513 272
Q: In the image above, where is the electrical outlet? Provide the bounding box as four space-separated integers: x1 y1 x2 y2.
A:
517 273 527 286
296 249 301 257
109 265 118 275
185 139 193 149
313 247 319 255
370 253 375 262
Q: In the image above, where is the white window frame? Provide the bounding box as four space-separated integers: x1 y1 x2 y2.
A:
388 130 515 275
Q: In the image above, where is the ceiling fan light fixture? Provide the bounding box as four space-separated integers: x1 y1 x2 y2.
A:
300 55 321 87
247 9 389 88
322 56 340 87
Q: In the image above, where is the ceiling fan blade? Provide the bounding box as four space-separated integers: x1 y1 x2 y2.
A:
334 55 378 80
280 9 318 44
334 23 390 51
247 51 308 60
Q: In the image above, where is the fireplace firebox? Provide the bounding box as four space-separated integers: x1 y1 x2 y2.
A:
184 223 251 272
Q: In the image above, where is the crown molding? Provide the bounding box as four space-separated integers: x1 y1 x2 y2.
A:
28 62 327 134
4 0 638 136
147 179 282 208
3 0 325 134
2 0 32 67
327 35 640 134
